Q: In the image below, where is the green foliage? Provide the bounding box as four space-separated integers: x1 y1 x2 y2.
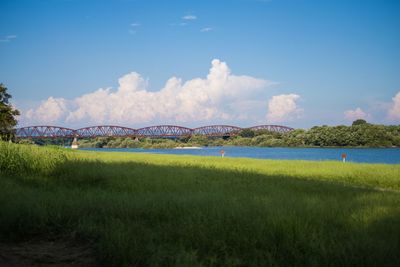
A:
0 83 20 141
0 142 70 176
0 142 399 266
352 119 368 126
239 128 255 138
226 136 252 146
28 137 72 146
282 129 306 146
188 134 209 146
303 124 399 147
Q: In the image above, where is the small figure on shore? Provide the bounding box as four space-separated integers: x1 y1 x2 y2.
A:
220 149 225 158
341 153 347 163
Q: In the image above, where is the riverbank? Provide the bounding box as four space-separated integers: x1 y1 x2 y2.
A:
1 142 399 266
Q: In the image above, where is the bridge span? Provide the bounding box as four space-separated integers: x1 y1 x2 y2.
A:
16 124 294 139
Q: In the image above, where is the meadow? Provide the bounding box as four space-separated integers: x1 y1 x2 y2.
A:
0 141 399 266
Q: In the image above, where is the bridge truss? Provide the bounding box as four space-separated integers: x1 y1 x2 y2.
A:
193 125 242 137
16 126 76 139
75 126 136 138
137 125 193 138
16 124 294 139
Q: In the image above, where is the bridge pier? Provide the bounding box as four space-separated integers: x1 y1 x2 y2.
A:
71 137 79 149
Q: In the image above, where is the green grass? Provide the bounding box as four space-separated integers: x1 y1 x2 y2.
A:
1 142 399 266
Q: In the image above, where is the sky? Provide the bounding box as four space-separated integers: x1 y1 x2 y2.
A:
1 0 399 129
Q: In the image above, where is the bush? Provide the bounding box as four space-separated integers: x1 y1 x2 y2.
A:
239 129 255 138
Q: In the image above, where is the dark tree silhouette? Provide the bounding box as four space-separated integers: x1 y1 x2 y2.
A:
352 119 367 126
0 83 20 141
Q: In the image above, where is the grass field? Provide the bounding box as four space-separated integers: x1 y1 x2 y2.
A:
0 141 399 266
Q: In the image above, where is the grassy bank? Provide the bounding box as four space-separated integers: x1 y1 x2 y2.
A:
1 142 399 266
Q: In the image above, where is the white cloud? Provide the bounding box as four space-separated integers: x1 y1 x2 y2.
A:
182 15 197 20
130 23 140 27
266 94 302 123
344 107 369 121
0 35 17 42
22 59 271 126
201 27 213 32
388 91 400 121
25 97 68 124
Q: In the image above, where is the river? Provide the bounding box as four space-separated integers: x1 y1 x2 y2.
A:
80 147 400 164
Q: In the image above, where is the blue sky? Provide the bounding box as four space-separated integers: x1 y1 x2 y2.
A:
1 0 399 128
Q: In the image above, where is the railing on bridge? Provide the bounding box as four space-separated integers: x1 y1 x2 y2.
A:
15 124 294 139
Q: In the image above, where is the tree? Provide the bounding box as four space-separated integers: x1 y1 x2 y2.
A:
239 128 255 138
0 83 20 141
352 119 367 126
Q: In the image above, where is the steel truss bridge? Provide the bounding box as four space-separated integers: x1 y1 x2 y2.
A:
15 124 294 139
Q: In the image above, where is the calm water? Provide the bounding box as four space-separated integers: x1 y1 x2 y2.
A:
80 147 400 164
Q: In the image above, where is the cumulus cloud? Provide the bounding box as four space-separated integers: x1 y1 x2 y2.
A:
22 59 271 126
266 94 302 123
388 92 400 121
344 107 369 121
25 97 68 124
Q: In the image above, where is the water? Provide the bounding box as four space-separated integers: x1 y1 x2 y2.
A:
80 147 400 164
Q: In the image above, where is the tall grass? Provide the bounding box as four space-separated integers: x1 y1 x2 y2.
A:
0 141 399 266
0 142 70 176
76 150 400 191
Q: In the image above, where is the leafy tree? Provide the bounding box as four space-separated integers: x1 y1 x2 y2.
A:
283 129 306 146
239 128 255 138
0 83 20 141
352 119 367 126
189 134 209 146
